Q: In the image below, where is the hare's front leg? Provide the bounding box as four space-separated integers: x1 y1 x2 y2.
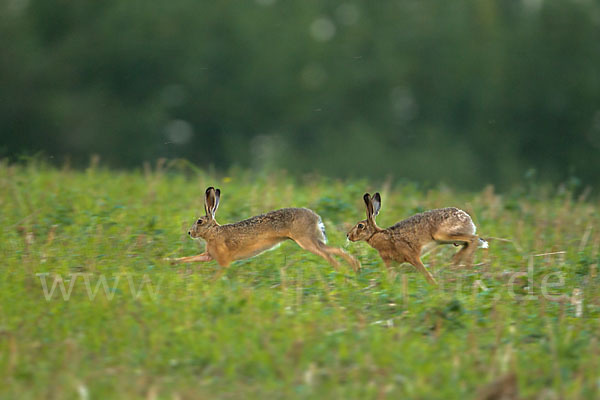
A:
382 257 394 273
406 257 438 285
169 252 213 264
381 257 399 280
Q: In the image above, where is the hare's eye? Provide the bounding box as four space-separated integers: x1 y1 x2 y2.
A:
358 223 364 229
197 219 203 224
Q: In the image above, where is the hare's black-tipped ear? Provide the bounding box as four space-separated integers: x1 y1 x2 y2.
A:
204 187 215 217
372 193 381 217
363 193 374 219
213 188 221 216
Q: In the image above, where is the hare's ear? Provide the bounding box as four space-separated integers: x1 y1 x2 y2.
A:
363 193 375 222
213 188 221 216
372 193 381 217
204 187 216 218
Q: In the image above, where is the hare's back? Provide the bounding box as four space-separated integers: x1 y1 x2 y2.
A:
391 207 475 235
224 207 319 233
434 207 476 233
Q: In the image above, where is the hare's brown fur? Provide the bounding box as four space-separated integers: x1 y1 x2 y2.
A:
172 188 360 272
347 193 487 285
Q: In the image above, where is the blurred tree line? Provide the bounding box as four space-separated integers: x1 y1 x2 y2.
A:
1 0 599 188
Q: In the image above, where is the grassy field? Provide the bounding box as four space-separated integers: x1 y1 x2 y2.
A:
1 161 599 399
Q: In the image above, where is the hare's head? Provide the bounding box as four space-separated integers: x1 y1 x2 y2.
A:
347 192 382 242
188 187 220 239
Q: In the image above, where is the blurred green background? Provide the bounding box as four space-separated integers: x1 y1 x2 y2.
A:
2 0 599 188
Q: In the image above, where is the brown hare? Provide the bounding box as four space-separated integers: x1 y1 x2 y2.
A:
347 192 487 285
171 187 360 272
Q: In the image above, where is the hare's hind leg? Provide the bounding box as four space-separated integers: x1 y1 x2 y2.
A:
294 235 361 272
293 237 340 270
453 244 477 267
434 232 478 267
292 217 360 272
320 244 361 272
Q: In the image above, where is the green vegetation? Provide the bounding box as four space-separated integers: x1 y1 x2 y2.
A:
1 162 599 399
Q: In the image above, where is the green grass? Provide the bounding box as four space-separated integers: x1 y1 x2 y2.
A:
1 161 599 399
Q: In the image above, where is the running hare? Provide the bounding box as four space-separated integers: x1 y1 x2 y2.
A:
171 187 360 271
347 193 487 285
